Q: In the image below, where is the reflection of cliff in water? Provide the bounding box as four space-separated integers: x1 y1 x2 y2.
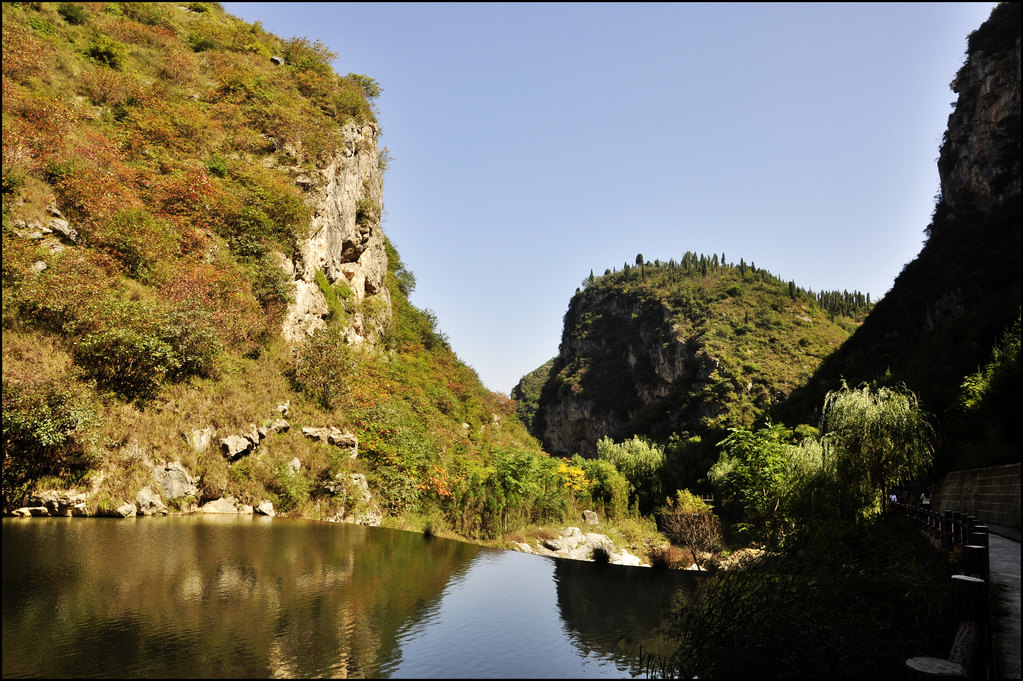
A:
2 517 481 679
554 560 703 669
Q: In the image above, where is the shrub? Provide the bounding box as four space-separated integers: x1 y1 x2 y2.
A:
248 256 294 315
651 517 955 678
657 489 723 569
205 155 228 178
314 269 351 324
188 33 218 53
120 2 170 27
578 456 628 519
2 378 98 510
74 326 180 402
346 73 382 100
159 307 222 379
283 37 336 78
57 3 88 25
385 237 416 296
91 208 177 282
332 80 373 121
596 435 665 515
648 544 688 569
358 404 437 515
218 171 308 256
268 457 311 512
85 36 126 70
355 197 380 226
292 325 357 411
27 16 56 35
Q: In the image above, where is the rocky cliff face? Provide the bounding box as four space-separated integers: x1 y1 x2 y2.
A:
524 264 851 457
280 120 391 345
938 4 1021 219
784 3 1021 442
535 288 718 457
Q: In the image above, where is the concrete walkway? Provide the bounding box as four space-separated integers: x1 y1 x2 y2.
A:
987 525 1021 679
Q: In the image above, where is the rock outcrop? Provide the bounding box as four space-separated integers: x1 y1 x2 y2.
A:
527 284 764 457
938 7 1021 218
150 461 199 501
281 120 392 345
511 525 648 567
302 426 358 457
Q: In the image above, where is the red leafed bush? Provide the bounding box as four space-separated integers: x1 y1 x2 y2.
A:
160 261 264 346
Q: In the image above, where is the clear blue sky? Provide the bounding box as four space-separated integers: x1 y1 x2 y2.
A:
223 2 997 394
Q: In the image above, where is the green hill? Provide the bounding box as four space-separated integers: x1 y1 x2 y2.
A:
517 253 871 458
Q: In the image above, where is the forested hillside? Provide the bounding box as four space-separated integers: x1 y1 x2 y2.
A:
1 2 587 542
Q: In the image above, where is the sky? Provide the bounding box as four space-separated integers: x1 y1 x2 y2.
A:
223 2 998 394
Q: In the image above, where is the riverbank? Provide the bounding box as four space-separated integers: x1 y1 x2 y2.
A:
8 482 687 570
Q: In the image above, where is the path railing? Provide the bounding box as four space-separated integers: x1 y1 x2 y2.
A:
893 502 993 678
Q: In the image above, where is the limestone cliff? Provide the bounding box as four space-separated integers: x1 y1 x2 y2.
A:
938 3 1021 219
280 120 391 345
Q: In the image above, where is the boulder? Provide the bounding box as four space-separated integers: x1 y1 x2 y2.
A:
268 418 290 433
302 427 358 457
12 507 49 517
48 217 78 243
276 400 290 416
116 502 138 518
26 489 90 516
542 537 564 552
200 496 248 514
333 473 382 526
185 427 215 452
611 551 643 567
242 423 262 446
136 487 168 516
255 500 276 517
220 435 252 461
582 509 599 525
151 461 199 500
287 457 302 474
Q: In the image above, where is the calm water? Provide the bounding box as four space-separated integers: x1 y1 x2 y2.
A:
2 517 697 678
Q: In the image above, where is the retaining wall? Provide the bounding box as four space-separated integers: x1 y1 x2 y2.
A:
932 463 1020 529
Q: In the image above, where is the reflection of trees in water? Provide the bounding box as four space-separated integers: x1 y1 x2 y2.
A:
554 559 702 670
2 518 481 678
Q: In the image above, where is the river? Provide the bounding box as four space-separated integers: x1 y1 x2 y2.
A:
2 516 698 678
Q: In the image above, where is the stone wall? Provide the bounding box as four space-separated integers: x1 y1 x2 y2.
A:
932 463 1020 529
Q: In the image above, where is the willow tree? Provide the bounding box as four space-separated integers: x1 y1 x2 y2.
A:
818 382 934 518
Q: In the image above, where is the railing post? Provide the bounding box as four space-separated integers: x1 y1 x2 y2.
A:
942 510 953 550
964 544 990 583
951 574 989 679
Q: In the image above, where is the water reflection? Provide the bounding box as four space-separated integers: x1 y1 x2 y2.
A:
3 517 479 678
554 559 701 670
3 518 692 678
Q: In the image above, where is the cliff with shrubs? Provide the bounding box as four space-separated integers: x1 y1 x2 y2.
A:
516 257 871 458
1 2 592 543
